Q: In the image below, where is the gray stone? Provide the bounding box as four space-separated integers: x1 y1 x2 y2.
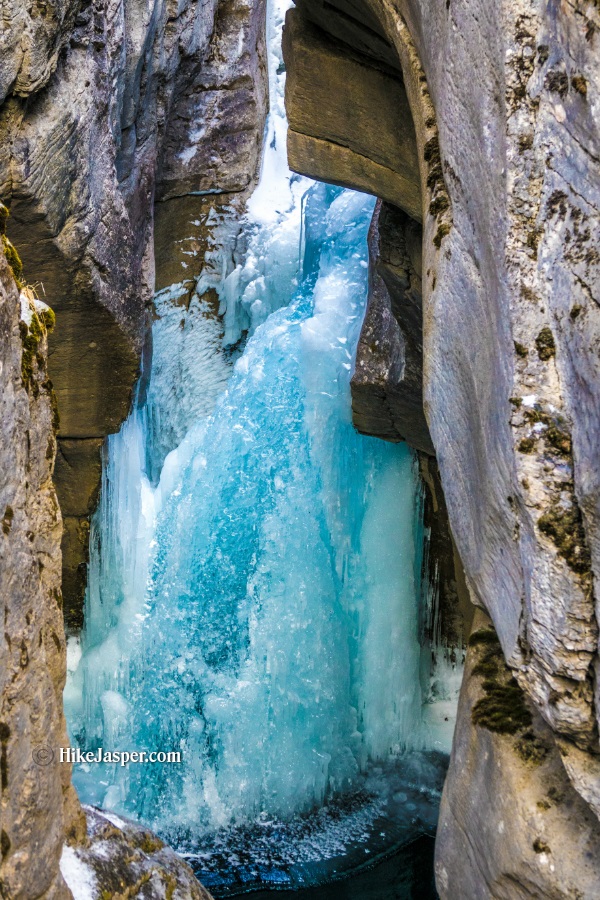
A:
0 251 84 900
62 807 213 899
284 0 600 892
352 199 432 455
436 612 600 899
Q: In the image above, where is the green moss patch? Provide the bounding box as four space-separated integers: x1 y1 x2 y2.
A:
0 203 25 287
472 678 532 734
433 222 451 248
535 326 556 360
2 235 23 286
19 313 44 395
468 628 501 648
538 502 591 574
2 506 14 536
522 407 571 457
133 831 165 854
429 193 450 217
545 69 569 97
572 74 587 96
533 837 551 854
514 731 549 766
39 306 56 331
470 625 532 735
518 437 536 453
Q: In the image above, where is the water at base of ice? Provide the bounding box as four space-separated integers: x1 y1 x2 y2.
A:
179 752 446 895
233 835 438 900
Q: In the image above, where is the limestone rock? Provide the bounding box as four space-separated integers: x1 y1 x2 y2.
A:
419 455 473 652
284 0 600 836
0 0 267 621
352 199 432 454
284 0 600 889
61 807 212 900
436 612 600 899
283 9 422 220
0 251 83 900
293 0 401 71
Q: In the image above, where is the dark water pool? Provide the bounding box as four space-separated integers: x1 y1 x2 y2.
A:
182 755 444 900
243 837 437 900
191 836 438 900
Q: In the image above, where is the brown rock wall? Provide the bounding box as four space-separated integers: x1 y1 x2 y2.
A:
283 9 422 220
0 251 84 899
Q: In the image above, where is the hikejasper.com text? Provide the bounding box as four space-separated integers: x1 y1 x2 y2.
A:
61 748 182 765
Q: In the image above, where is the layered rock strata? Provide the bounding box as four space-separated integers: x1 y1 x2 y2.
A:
0 0 268 626
283 8 421 220
283 0 600 895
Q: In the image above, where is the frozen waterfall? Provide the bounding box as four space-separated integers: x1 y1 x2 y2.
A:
64 0 456 890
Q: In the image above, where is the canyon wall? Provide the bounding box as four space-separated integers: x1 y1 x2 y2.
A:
0 243 82 898
1 0 599 894
0 244 210 897
0 0 267 629
282 0 600 895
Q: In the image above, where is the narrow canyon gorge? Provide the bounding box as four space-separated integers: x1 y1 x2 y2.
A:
0 0 599 898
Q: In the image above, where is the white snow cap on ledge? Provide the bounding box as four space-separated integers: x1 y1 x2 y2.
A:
19 286 51 327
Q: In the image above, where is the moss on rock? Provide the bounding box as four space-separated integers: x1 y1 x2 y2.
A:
472 677 532 735
535 326 556 360
470 625 532 735
538 502 591 575
2 506 14 536
514 731 550 766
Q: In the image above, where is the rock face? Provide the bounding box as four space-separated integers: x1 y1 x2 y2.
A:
0 248 84 899
283 8 421 220
352 199 432 455
0 0 267 627
61 807 214 899
283 0 600 895
436 612 600 899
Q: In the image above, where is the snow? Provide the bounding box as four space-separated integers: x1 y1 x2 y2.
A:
60 846 97 900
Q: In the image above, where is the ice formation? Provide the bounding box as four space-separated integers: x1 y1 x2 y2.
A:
65 0 458 886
